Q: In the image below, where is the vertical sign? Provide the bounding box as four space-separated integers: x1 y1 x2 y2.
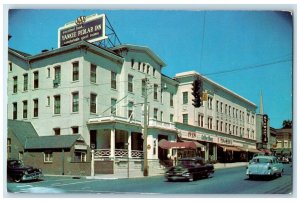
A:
262 114 268 143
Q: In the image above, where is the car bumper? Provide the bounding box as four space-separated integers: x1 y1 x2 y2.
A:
22 172 44 181
246 169 273 176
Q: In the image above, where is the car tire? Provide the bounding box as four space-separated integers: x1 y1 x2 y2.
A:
13 176 22 183
188 174 194 182
249 175 254 180
167 178 173 182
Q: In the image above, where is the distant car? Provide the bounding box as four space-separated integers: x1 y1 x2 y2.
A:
279 156 290 164
165 157 214 182
7 160 43 183
246 156 283 179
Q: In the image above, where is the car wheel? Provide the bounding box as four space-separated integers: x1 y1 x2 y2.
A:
167 178 173 182
249 175 254 180
13 176 22 183
188 174 194 182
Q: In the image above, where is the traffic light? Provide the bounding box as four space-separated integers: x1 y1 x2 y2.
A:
191 78 203 108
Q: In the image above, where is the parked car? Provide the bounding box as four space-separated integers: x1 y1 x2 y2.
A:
246 156 283 179
165 157 214 182
7 160 43 183
278 156 290 164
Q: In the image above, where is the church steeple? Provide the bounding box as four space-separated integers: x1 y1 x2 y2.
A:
259 91 264 115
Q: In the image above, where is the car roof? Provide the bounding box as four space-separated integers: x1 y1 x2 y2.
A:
253 155 276 160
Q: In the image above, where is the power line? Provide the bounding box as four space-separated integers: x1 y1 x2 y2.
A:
202 58 292 77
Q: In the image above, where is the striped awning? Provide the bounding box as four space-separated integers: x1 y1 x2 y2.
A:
219 145 241 152
158 139 204 150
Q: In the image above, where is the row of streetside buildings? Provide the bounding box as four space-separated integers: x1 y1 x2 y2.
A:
7 40 275 177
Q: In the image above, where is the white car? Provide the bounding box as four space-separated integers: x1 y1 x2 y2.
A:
246 156 284 179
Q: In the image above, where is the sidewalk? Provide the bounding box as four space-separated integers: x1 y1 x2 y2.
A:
86 162 248 180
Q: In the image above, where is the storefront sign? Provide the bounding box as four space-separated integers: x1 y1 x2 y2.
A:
182 131 216 143
58 14 107 47
262 114 268 143
218 137 233 145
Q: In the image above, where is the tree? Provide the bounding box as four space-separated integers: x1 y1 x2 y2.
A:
282 120 292 129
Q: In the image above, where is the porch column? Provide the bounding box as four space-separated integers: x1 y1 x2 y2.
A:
110 128 115 158
213 144 217 161
205 142 209 161
128 131 132 158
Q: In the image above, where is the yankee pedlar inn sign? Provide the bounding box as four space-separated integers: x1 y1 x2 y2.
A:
58 14 107 47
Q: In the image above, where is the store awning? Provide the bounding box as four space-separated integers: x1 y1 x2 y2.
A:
219 145 241 152
237 147 263 153
158 139 204 150
259 148 272 154
248 148 263 153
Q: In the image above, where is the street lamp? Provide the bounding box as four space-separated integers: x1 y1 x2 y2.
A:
143 77 149 176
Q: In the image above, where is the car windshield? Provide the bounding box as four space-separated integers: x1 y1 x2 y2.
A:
9 160 24 167
253 158 272 163
178 160 195 167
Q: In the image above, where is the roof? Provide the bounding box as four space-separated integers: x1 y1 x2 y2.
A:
8 48 31 57
112 44 166 67
9 40 123 63
174 71 256 107
8 119 39 147
25 134 83 149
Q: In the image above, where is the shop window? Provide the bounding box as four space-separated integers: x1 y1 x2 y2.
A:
44 152 53 163
74 151 86 162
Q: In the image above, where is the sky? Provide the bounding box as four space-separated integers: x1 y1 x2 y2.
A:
7 8 293 129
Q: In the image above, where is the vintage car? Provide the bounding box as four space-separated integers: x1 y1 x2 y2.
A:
7 160 44 183
165 157 214 182
246 156 284 179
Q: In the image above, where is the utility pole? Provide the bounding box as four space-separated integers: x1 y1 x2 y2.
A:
143 77 149 176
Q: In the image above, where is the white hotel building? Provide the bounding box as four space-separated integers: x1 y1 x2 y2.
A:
7 40 259 176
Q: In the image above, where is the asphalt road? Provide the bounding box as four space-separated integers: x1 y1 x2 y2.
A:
6 163 293 196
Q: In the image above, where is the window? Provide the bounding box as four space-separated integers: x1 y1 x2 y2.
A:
23 100 28 119
19 152 23 161
142 79 146 96
220 102 223 113
198 114 204 127
128 75 133 92
7 138 11 153
54 95 61 114
47 96 50 106
13 102 17 120
131 59 134 68
183 114 188 124
128 101 134 118
154 108 158 120
44 152 53 163
153 69 156 77
54 66 61 84
208 97 213 110
247 113 250 123
225 123 228 133
72 92 79 112
111 71 117 89
53 128 60 135
72 126 79 134
72 62 79 81
33 99 38 117
138 62 141 71
154 84 158 100
33 71 39 89
208 117 213 129
233 107 235 117
47 68 50 78
182 92 188 104
90 64 96 83
13 76 18 93
147 65 150 74
170 93 174 107
225 104 227 114
111 98 117 115
216 101 219 112
220 121 223 132
216 120 219 131
90 93 97 113
74 151 86 162
9 62 12 71
160 111 163 122
229 106 231 116
170 114 174 122
23 74 28 91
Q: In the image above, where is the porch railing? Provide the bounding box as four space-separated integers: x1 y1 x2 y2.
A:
94 149 143 159
148 118 176 130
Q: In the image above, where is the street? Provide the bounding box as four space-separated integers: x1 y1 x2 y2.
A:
6 164 293 196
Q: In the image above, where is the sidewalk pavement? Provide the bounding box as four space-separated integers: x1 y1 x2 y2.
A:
85 162 248 180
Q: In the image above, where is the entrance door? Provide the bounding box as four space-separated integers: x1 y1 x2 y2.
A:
158 135 168 160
